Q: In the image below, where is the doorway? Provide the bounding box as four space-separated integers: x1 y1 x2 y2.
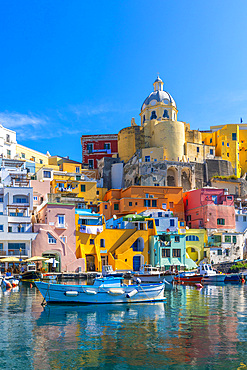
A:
86 254 96 271
133 254 144 271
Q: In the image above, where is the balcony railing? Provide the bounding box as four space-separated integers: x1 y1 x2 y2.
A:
6 250 28 256
55 222 68 229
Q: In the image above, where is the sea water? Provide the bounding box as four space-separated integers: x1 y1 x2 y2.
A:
0 282 247 369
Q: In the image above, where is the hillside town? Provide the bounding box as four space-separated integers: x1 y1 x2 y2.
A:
1 76 247 274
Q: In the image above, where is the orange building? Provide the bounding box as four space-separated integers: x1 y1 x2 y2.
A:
99 186 185 221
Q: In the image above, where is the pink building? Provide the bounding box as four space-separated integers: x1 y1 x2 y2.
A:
32 203 84 272
31 179 50 209
183 188 235 230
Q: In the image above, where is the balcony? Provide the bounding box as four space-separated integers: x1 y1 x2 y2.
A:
8 249 28 256
55 222 68 229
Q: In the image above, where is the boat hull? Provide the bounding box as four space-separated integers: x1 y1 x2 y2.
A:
133 274 174 284
21 271 42 282
202 274 226 283
174 275 203 284
35 281 166 304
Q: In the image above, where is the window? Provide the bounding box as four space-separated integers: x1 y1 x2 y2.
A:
148 220 153 229
76 167 80 173
48 233 56 244
212 195 217 204
154 183 159 187
6 134 10 142
152 200 157 207
236 215 238 221
191 248 195 253
60 236 66 243
227 153 229 157
8 243 25 250
187 215 191 221
217 249 222 256
244 216 247 222
172 249 181 257
135 202 138 206
144 199 151 207
21 153 25 158
90 239 94 245
0 243 3 250
186 235 199 241
104 205 107 210
222 142 224 146
150 111 157 120
162 203 166 209
39 159 43 164
145 156 150 162
227 143 229 147
163 109 169 119
97 191 99 195
43 171 51 178
232 133 237 141
210 138 212 144
217 218 225 225
214 235 221 243
33 196 38 201
174 236 180 243
143 115 146 124
225 236 231 243
7 149 11 157
129 202 132 206
158 212 162 217
57 215 65 226
225 249 229 256
155 219 159 226
145 194 149 198
31 156 35 162
227 196 232 200
210 149 213 155
104 143 111 150
0 197 3 203
76 175 81 181
197 147 200 153
13 196 28 204
0 225 3 232
169 202 174 208
170 219 175 227
233 236 237 244
162 249 170 258
88 159 94 169
8 227 12 233
114 204 119 210
81 185 86 192
87 143 93 153
100 239 105 248
18 226 25 233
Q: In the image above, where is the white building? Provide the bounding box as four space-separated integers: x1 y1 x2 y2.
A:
0 159 37 262
206 231 245 265
0 125 17 159
235 209 247 233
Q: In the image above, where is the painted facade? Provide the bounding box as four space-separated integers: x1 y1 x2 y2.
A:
76 211 156 272
205 232 245 264
99 186 185 221
183 188 235 231
16 144 52 172
32 202 84 272
0 125 17 160
81 134 118 169
185 229 207 264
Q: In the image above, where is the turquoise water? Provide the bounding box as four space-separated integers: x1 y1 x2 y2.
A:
1 283 247 369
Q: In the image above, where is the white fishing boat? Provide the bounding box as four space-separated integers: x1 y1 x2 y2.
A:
199 264 226 283
35 276 166 304
133 265 174 285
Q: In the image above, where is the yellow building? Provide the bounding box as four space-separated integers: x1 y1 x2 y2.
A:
76 212 157 272
201 123 247 177
185 229 207 264
48 155 97 179
16 144 54 171
118 77 215 164
50 171 98 206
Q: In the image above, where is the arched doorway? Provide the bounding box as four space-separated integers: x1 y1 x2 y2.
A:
42 251 61 272
167 167 178 187
181 168 192 192
186 246 199 263
133 254 144 271
131 237 144 252
86 254 96 271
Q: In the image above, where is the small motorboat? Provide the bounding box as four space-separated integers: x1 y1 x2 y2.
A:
174 271 203 284
35 276 166 304
224 273 245 283
2 273 19 288
102 265 124 278
133 265 175 285
42 273 57 282
20 263 42 282
199 264 226 283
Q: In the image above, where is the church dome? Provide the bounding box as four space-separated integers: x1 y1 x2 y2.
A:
141 77 176 111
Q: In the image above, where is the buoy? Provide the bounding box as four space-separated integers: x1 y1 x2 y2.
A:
30 283 33 288
241 278 245 284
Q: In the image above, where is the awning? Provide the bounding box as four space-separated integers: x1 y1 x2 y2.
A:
25 256 49 262
0 257 21 263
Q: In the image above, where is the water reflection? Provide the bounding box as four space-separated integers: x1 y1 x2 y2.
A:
1 283 247 369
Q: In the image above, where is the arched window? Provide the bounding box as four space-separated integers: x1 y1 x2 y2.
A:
143 115 146 124
13 195 28 204
186 235 199 241
150 111 157 120
163 109 169 119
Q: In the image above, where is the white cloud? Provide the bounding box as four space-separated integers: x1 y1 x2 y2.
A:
0 111 49 129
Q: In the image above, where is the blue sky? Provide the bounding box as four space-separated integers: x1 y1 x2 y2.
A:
1 1 247 161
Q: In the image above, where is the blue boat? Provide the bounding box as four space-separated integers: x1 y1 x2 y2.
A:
35 277 166 304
